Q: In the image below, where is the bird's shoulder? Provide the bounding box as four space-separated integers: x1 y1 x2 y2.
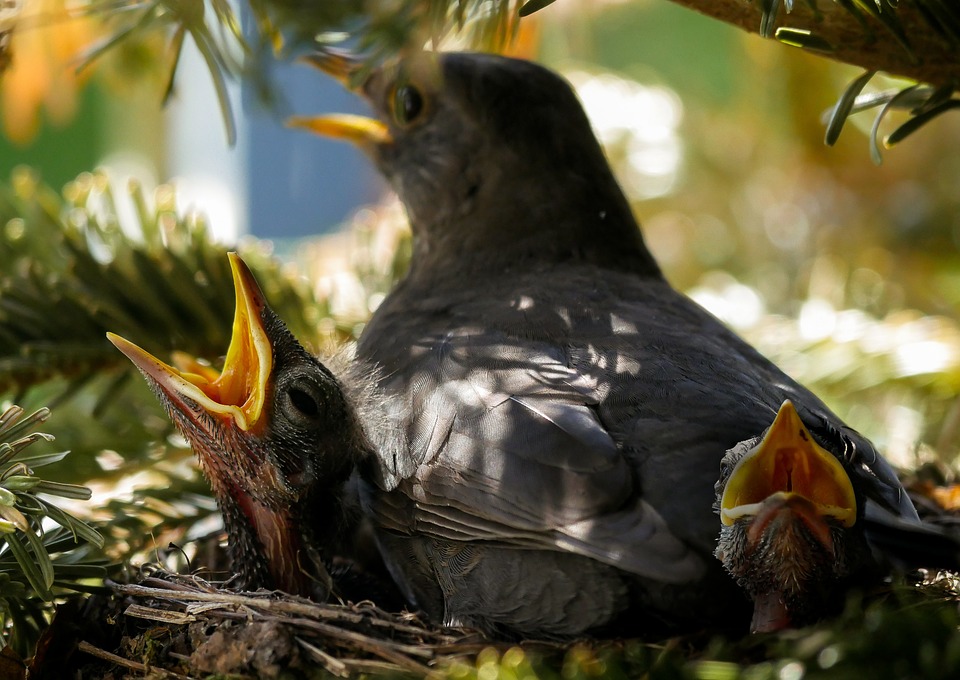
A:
356 263 913 570
355 267 737 580
361 264 791 436
358 264 800 483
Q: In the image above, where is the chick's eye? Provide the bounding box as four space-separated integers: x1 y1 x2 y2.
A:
289 386 320 418
393 84 424 125
279 378 325 427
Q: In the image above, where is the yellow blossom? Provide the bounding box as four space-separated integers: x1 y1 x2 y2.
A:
1 0 98 145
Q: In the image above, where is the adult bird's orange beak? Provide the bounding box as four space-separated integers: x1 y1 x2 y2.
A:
286 50 393 147
720 400 858 536
107 252 272 435
300 50 359 87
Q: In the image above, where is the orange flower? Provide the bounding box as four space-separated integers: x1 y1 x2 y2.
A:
504 11 541 60
1 0 98 145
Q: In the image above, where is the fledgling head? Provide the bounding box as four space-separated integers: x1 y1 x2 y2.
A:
108 253 369 599
714 400 868 632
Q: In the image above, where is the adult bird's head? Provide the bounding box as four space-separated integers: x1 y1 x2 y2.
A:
289 50 660 278
714 400 866 633
108 253 367 600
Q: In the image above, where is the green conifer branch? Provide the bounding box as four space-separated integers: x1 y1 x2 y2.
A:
670 0 960 85
6 1 957 153
0 167 317 401
668 0 960 162
0 404 106 658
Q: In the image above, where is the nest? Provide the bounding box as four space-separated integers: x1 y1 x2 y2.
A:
72 569 520 679
31 563 960 679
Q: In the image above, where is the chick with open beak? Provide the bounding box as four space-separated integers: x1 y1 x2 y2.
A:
108 253 368 600
715 400 866 632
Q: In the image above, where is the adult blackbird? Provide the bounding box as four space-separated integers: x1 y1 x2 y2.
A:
289 51 938 638
107 253 397 603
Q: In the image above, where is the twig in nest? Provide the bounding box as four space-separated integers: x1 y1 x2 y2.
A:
77 641 195 680
106 571 479 676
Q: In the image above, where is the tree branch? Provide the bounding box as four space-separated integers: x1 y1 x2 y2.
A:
668 0 959 85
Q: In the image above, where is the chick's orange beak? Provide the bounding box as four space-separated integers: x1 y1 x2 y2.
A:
107 252 272 433
286 50 393 147
720 400 857 528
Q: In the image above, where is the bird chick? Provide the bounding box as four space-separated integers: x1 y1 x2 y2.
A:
715 400 960 633
715 400 867 632
108 253 397 602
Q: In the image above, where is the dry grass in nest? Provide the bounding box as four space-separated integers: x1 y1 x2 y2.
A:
73 568 524 678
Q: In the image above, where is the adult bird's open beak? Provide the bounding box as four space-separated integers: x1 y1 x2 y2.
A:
719 400 858 542
107 252 273 435
286 50 393 147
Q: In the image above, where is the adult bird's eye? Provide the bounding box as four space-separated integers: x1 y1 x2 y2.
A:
393 84 424 126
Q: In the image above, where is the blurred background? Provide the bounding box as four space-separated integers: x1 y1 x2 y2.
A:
3 0 960 581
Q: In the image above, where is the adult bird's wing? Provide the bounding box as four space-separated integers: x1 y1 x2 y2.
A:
804 413 918 523
359 272 917 587
362 323 706 584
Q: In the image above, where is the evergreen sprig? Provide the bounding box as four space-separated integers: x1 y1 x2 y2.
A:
6 1 957 154
0 404 106 658
0 166 316 403
759 0 960 49
756 1 960 159
68 0 521 146
0 168 327 602
825 74 960 163
78 0 959 157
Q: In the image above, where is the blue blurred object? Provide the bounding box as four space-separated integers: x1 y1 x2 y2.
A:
166 19 386 242
241 53 387 239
